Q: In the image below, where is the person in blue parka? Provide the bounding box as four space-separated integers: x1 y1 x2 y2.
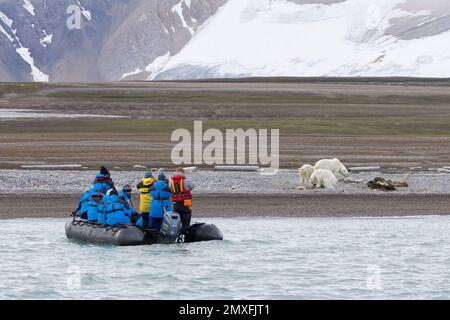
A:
75 186 102 218
136 173 172 230
119 184 133 208
119 184 139 223
76 190 91 218
86 193 104 222
93 166 116 194
104 191 132 225
73 166 115 218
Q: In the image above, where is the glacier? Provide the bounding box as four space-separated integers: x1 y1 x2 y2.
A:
152 0 450 79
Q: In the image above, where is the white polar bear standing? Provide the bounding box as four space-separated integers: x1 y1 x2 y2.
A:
314 158 349 179
298 164 314 184
310 169 338 190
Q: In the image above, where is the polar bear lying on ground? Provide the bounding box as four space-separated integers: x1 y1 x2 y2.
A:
314 158 348 179
298 164 315 184
310 169 338 190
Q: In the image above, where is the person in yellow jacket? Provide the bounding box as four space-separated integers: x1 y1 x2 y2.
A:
136 171 156 228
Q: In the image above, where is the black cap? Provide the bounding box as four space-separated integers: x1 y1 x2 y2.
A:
100 166 110 175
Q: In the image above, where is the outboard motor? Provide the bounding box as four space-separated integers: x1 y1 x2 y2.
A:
160 211 181 238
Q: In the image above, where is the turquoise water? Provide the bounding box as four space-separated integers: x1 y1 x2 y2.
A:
1 216 450 299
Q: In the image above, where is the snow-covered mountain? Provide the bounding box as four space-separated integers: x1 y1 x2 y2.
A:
153 0 450 79
1 0 449 82
0 0 226 82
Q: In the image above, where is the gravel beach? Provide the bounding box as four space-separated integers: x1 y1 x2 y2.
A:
0 169 449 219
1 169 450 195
0 193 448 220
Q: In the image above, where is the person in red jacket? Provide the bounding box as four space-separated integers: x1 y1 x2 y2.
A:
169 167 194 231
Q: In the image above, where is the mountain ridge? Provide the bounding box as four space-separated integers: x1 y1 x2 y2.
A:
0 0 226 82
1 0 449 82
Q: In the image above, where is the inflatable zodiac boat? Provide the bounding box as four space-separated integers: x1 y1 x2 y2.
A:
65 212 223 246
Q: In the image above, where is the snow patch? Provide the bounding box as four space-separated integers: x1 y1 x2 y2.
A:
0 109 127 119
0 24 14 42
77 1 92 21
22 0 35 16
120 68 143 80
0 10 15 42
0 10 49 82
146 52 171 79
0 11 16 42
172 0 194 34
40 30 53 47
82 9 92 21
0 10 14 28
15 48 49 82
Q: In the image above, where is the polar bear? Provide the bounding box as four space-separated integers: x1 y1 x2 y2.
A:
314 158 348 179
310 169 338 190
298 164 314 184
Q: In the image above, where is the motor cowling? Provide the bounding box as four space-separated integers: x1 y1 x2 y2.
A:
160 211 181 238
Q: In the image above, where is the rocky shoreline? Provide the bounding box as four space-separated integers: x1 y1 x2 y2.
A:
1 169 450 195
0 168 449 219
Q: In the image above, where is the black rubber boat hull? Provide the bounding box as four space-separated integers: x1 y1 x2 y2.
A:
184 223 224 242
65 220 223 246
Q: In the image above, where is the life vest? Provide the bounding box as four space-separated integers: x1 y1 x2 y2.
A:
105 202 126 215
170 175 192 202
97 204 106 224
79 190 93 215
87 201 101 222
105 203 131 225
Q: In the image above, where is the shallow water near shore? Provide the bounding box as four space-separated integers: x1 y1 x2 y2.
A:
1 216 450 299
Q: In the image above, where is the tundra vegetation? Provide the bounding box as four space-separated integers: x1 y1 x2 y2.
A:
0 78 449 170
